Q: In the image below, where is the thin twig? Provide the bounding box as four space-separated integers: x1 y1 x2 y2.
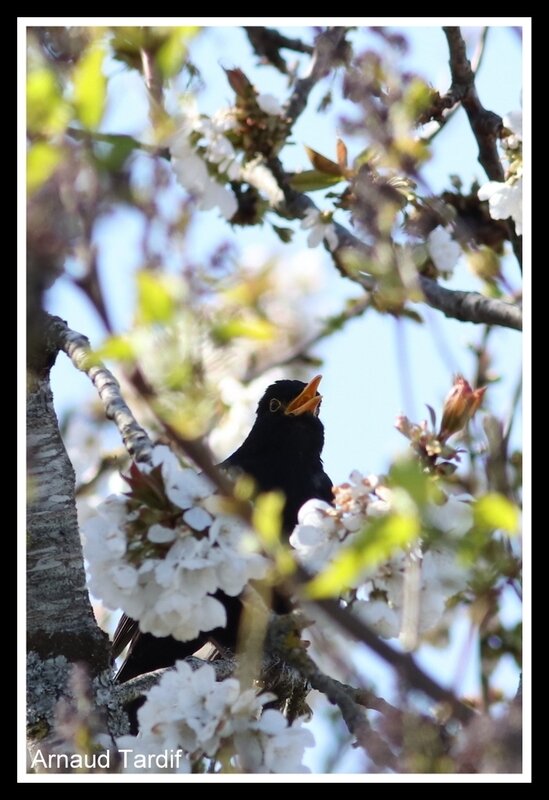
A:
50 315 154 465
285 27 349 127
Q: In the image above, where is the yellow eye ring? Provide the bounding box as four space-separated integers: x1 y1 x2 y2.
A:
269 398 281 412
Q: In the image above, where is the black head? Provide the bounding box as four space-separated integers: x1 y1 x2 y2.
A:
249 375 325 456
222 374 332 530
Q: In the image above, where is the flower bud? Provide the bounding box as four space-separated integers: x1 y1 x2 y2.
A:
438 375 486 442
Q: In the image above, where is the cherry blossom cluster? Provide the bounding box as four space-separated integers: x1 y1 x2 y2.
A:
115 661 314 773
169 97 283 221
82 445 268 642
291 471 472 641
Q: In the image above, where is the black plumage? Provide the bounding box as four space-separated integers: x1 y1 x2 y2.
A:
113 375 332 691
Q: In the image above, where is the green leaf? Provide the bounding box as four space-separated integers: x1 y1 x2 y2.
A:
27 68 70 135
253 491 285 548
288 170 344 192
272 224 294 243
213 318 276 342
474 493 520 535
402 78 433 118
156 26 199 78
388 458 431 507
136 271 176 325
93 136 137 171
73 46 106 130
306 512 420 598
93 335 136 362
27 142 62 194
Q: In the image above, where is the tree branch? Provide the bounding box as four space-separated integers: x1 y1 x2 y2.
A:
268 155 521 330
285 27 349 127
49 316 154 466
266 613 397 768
420 27 489 143
418 276 522 331
443 26 504 183
305 595 475 725
442 26 522 269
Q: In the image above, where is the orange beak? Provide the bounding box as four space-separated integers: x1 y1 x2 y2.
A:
284 374 323 416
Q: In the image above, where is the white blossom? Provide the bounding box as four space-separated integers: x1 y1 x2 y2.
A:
427 225 462 274
300 208 339 251
478 176 522 235
116 662 313 773
241 158 284 206
256 93 284 116
82 445 269 643
170 125 238 221
290 473 472 640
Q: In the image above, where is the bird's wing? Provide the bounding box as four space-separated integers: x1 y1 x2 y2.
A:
112 612 139 660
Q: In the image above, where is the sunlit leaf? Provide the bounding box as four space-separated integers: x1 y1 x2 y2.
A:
213 318 276 342
27 142 62 194
288 170 344 192
474 493 520 535
253 491 285 547
73 45 106 130
27 68 70 135
402 78 433 118
110 26 146 69
93 335 136 362
136 271 176 325
156 27 199 78
306 512 420 598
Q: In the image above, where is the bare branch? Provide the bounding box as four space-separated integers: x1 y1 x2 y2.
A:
443 26 504 183
285 27 349 127
267 614 397 768
302 594 475 725
49 315 154 465
418 276 522 330
420 27 490 143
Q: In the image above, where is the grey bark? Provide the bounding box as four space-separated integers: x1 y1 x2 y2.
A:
27 312 111 739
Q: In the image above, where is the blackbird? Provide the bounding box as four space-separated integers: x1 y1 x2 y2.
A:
113 375 333 689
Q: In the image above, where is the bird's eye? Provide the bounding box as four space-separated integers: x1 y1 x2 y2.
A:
269 398 281 412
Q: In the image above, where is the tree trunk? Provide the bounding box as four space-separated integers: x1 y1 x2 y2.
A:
26 312 110 740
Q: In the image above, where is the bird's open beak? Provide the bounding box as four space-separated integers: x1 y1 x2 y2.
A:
285 374 323 416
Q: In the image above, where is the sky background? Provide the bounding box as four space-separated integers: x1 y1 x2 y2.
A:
41 24 524 772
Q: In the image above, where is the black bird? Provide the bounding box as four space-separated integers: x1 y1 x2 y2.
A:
112 375 333 690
